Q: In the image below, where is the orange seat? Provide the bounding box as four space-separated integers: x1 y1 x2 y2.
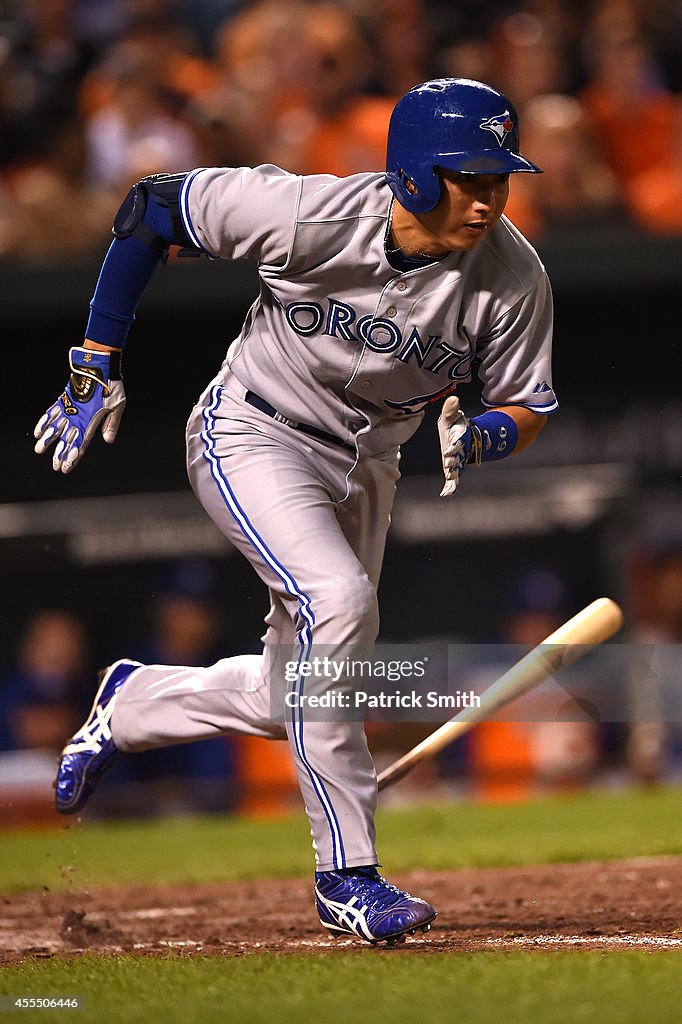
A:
232 736 300 816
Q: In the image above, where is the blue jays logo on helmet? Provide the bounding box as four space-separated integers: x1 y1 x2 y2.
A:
386 78 542 214
479 111 515 147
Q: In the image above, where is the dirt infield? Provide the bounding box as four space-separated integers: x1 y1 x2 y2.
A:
1 857 680 964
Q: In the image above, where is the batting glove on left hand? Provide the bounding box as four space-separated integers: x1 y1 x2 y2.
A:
34 347 125 474
437 396 481 497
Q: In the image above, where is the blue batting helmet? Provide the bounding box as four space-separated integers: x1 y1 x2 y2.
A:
386 78 542 214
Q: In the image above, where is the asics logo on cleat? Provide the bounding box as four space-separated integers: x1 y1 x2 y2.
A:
315 888 376 941
63 695 119 755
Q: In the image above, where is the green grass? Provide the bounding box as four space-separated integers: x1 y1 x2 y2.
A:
1 785 680 893
2 790 681 1024
1 951 681 1024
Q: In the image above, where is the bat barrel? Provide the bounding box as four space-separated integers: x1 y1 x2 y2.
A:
377 598 623 792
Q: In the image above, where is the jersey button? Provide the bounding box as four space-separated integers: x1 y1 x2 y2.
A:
396 281 407 291
360 380 371 389
386 306 397 317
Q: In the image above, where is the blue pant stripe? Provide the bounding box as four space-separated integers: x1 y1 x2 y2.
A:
200 385 346 868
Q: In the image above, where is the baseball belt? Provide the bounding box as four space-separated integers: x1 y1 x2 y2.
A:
244 391 355 451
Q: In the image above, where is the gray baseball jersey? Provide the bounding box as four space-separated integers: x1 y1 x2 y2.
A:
110 164 558 872
181 165 557 453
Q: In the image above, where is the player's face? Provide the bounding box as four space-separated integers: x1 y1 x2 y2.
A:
391 170 511 256
424 170 510 251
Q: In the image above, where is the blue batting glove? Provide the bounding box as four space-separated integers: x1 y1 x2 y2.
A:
34 347 126 474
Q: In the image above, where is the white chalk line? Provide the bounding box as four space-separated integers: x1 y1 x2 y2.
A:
495 935 682 948
3 932 681 955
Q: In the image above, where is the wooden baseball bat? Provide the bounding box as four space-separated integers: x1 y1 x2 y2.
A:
377 597 624 792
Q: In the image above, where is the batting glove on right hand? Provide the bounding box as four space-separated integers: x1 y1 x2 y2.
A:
437 396 481 497
34 347 126 474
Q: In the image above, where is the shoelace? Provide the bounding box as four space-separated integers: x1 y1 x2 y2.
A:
326 871 408 912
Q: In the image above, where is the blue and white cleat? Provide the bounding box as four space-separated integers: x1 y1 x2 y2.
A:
315 866 437 944
54 659 141 814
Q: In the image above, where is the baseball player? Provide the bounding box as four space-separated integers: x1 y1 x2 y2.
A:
35 79 557 945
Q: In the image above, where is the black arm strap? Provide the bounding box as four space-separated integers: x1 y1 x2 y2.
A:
112 172 200 259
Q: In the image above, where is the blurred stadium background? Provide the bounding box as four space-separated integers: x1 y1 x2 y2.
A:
1 0 681 827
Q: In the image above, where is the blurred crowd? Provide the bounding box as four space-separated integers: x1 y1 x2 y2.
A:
1 0 682 263
1 550 681 824
0 558 299 821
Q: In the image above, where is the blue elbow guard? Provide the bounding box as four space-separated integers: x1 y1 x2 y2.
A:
469 410 519 462
112 172 198 259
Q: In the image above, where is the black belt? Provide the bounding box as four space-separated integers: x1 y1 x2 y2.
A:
244 391 354 450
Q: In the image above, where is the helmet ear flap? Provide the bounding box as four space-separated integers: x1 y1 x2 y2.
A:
390 164 442 214
400 170 418 197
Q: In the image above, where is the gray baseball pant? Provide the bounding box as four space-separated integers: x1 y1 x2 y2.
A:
111 372 399 871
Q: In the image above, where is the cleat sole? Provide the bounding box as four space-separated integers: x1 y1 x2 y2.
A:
319 909 436 945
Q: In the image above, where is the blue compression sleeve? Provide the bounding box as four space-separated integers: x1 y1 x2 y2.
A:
469 410 519 461
85 200 174 347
